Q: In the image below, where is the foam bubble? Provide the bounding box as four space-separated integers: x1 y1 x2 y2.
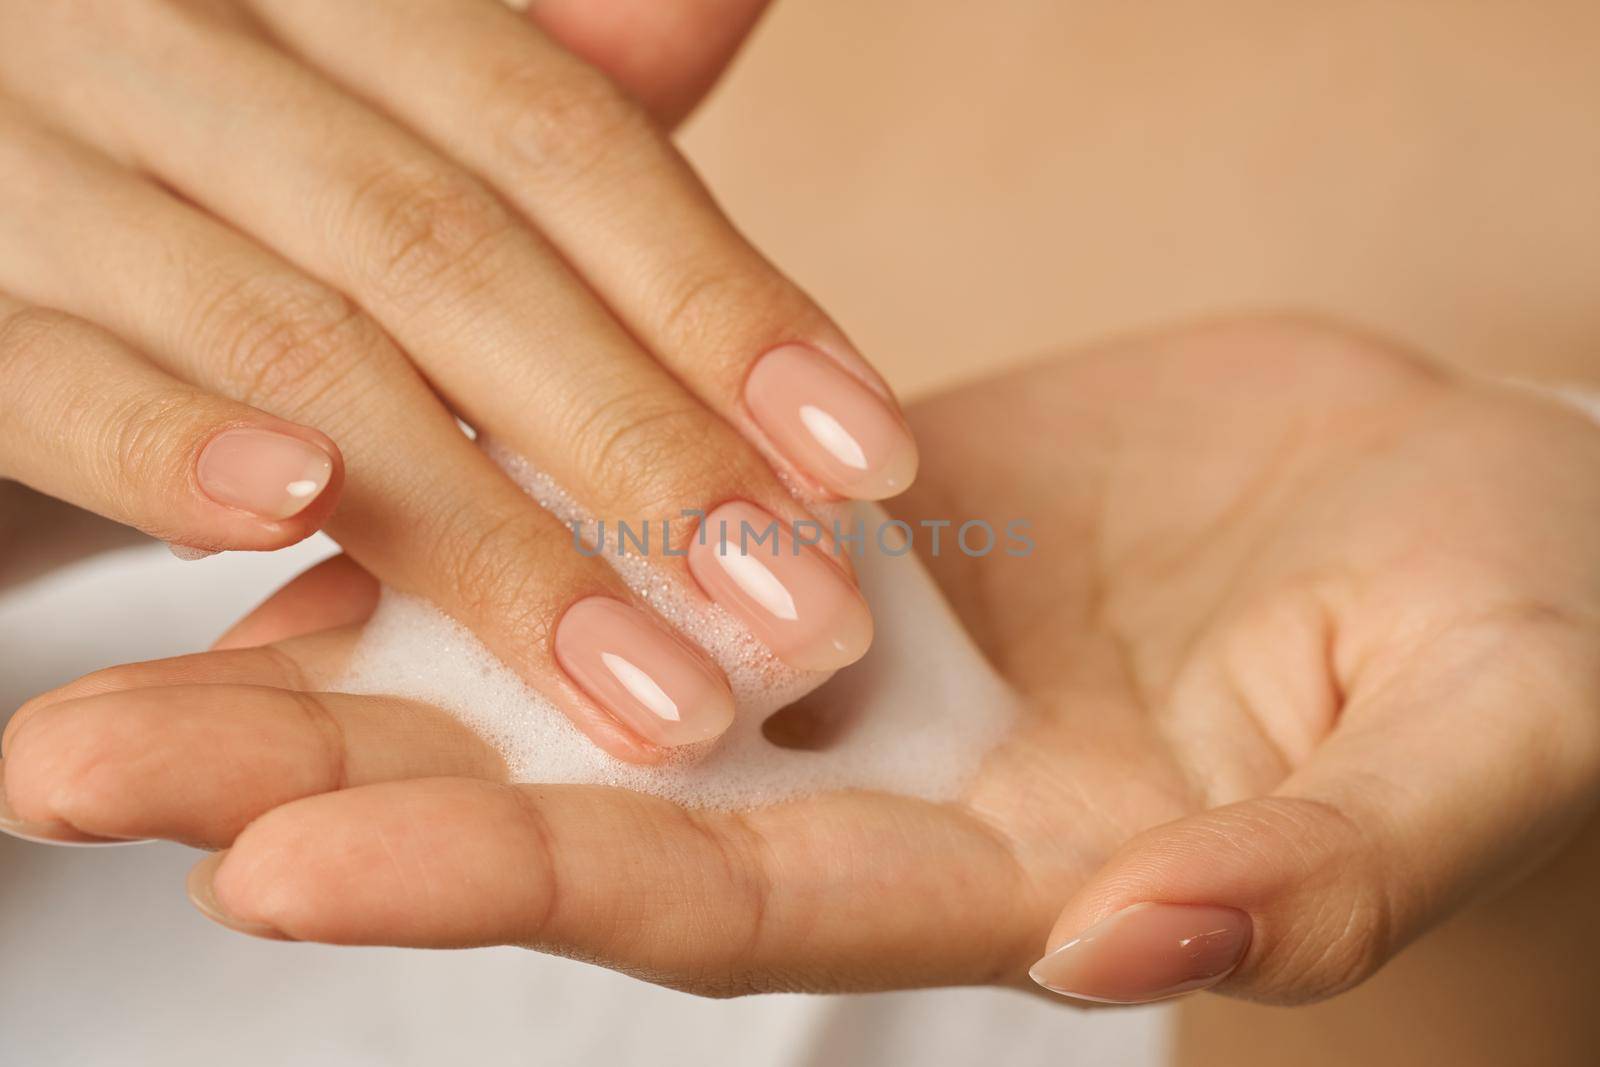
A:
332 448 1016 810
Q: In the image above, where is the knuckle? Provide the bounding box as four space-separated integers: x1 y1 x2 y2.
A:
493 65 651 185
349 161 510 304
432 508 562 651
102 388 207 501
653 264 800 374
1241 796 1398 1002
0 305 77 384
690 812 774 977
569 389 738 515
503 786 561 943
1287 869 1394 1001
190 274 379 411
288 692 349 793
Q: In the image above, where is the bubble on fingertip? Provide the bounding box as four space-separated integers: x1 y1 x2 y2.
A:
332 444 1017 810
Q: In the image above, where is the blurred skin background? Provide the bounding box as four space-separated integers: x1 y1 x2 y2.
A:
677 1 1599 1063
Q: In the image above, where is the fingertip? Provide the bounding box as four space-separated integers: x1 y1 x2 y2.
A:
188 850 291 941
175 421 345 554
553 596 737 752
155 436 342 559
0 757 147 848
743 344 920 503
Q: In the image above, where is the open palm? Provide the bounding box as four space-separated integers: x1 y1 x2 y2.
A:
7 317 1600 1003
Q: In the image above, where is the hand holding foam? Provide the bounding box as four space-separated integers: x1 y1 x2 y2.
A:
11 320 1600 1012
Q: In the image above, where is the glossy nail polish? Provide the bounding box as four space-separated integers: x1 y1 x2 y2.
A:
554 597 736 747
1029 903 1251 1004
687 501 873 672
197 428 335 520
745 344 919 500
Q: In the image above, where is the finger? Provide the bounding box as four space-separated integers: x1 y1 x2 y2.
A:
509 0 772 127
1029 619 1600 1005
213 555 379 650
3 635 356 755
2 654 505 850
8 10 875 673
0 293 340 553
1 636 351 843
0 108 730 759
184 778 1032 993
254 0 919 501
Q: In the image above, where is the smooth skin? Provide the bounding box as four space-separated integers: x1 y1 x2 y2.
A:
0 0 915 758
6 316 1599 1004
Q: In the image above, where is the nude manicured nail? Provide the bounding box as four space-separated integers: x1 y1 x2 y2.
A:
688 501 873 672
555 597 736 747
187 852 289 940
745 344 919 500
197 428 334 520
1029 903 1252 1004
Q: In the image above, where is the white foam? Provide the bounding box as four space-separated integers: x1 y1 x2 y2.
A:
332 448 1017 810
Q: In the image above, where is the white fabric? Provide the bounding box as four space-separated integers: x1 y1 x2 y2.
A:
0 539 1169 1066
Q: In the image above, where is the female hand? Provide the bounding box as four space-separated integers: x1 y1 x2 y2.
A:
9 316 1596 1007
0 0 912 759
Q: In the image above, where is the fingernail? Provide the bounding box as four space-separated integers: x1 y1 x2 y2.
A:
554 597 736 747
167 543 220 562
745 344 919 500
0 761 141 847
187 852 289 940
1029 903 1251 1004
0 766 66 844
687 501 873 672
197 428 335 520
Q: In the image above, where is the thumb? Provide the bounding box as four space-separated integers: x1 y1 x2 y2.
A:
1028 619 1600 1005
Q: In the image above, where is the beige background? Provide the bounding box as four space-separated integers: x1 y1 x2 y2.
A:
681 0 1600 398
